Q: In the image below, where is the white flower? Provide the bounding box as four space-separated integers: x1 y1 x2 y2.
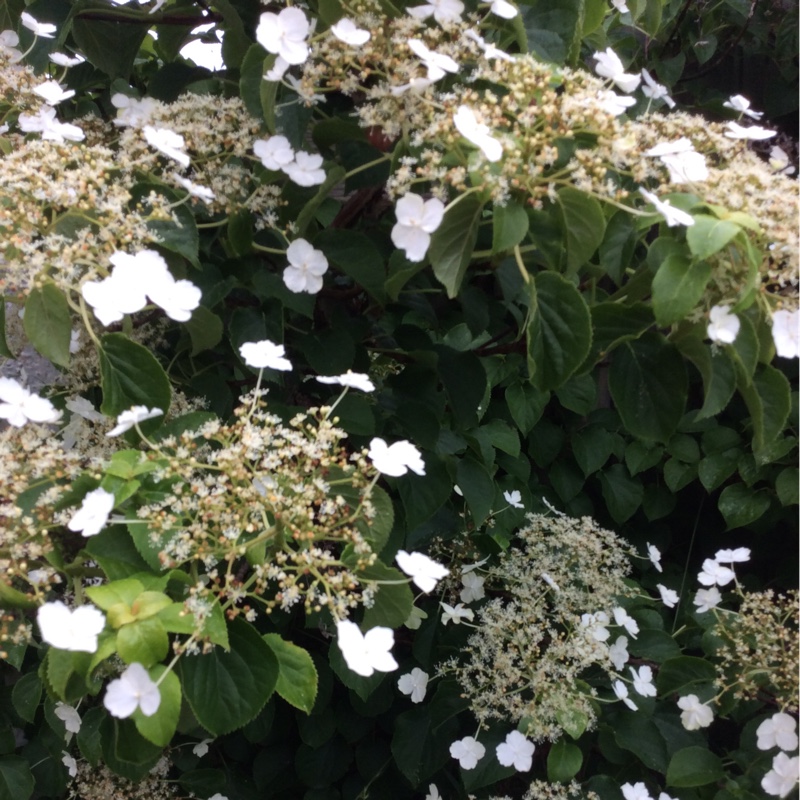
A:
596 90 636 116
408 0 465 24
104 663 161 718
107 406 164 437
757 713 799 752
503 489 524 508
707 305 741 344
336 619 398 677
67 488 115 536
580 611 610 642
541 572 560 591
593 48 641 93
330 18 370 45
610 0 630 11
489 0 518 18
147 276 202 322
496 730 534 771
32 80 75 105
192 738 213 757
21 12 56 38
772 309 799 359
613 680 638 711
762 753 800 798
208 795 229 800
180 27 224 71
463 29 514 62
264 55 290 82
769 146 796 176
254 136 295 171
37 601 105 653
143 125 190 167
454 105 503 162
639 188 694 227
0 377 61 427
391 193 445 263
714 547 750 563
440 601 474 625
390 77 434 96
697 558 735 587
693 586 722 613
255 7 310 66
396 550 448 592
647 542 663 572
174 176 215 202
677 694 714 730
408 39 459 81
449 736 485 770
657 584 680 608
724 121 776 140
460 571 485 603
18 106 84 142
317 370 375 392
462 556 489 574
723 94 763 120
608 636 629 670
283 239 328 294
425 786 441 800
641 69 675 107
621 783 652 800
239 339 292 371
404 606 428 630
111 93 158 128
54 703 82 734
613 607 639 638
630 665 657 697
62 752 78 778
397 668 429 702
644 139 709 184
368 438 426 477
283 151 326 187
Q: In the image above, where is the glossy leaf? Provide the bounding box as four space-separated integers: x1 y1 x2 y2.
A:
428 194 483 298
685 215 741 261
666 746 724 787
547 739 583 782
23 283 71 367
651 253 711 326
263 634 318 715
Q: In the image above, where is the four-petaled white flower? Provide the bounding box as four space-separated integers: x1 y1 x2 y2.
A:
707 304 741 344
330 18 370 45
762 753 800 798
283 151 326 187
55 702 82 734
489 0 518 18
391 193 445 263
593 48 641 93
408 39 459 82
608 636 629 670
677 694 714 730
143 125 190 167
193 738 213 757
644 138 709 184
33 80 75 105
50 52 84 67
368 437 426 477
21 12 57 38
67 487 115 536
639 188 694 227
449 736 485 770
336 619 398 677
37 601 105 653
62 752 78 778
255 7 310 66
174 175 215 202
613 607 639 638
18 106 84 143
757 713 799 752
714 547 750 563
283 238 329 294
0 377 61 427
464 29 514 62
425 785 442 800
396 550 449 592
239 339 293 370
454 105 503 162
317 370 375 392
111 93 158 128
771 309 799 359
621 783 651 800
596 90 636 116
496 730 535 771
630 665 657 697
107 406 164 437
397 667 429 703
769 146 796 176
693 586 722 613
254 135 295 171
460 571 485 603
613 680 638 711
104 662 161 718
723 94 763 120
647 542 662 572
440 601 474 625
580 611 610 641
503 489 524 508
408 0 465 25
541 572 560 591
697 558 735 587
724 121 776 141
657 584 680 608
611 0 630 12
641 69 675 108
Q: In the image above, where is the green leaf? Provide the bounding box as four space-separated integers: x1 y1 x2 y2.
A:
46 649 93 703
678 338 737 420
527 272 592 391
239 43 268 120
728 314 760 384
0 756 34 800
0 301 12 358
98 333 171 420
11 674 41 724
598 464 643 523
428 195 483 298
555 372 596 415
360 485 394 552
179 618 278 736
398 458 452 530
263 634 318 714
133 666 180 747
437 347 487 430
23 283 71 367
116 618 169 667
625 441 664 476
360 562 413 630
666 746 724 787
315 229 387 303
656 657 716 695
614 714 669 772
213 0 250 68
697 449 740 491
686 215 741 261
651 254 711 326
184 305 223 356
492 201 529 253
505 383 550 434
129 184 199 267
519 0 587 65
101 716 163 781
718 484 771 530
776 467 799 506
737 364 792 458
587 302 654 365
295 166 346 237
609 333 687 442
556 186 606 274
456 456 494 527
547 739 583 783
572 426 615 476
71 14 149 79
85 578 144 612
391 707 457 785
77 707 105 766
